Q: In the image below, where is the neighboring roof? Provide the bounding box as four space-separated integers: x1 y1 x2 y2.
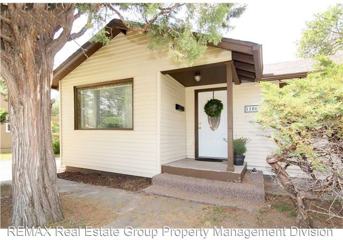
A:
52 19 263 89
262 51 343 81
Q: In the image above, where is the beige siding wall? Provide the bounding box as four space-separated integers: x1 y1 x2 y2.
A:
0 95 11 153
159 74 186 164
60 31 231 177
185 82 277 173
231 83 276 173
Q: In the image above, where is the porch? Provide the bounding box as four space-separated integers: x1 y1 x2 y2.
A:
159 57 260 182
162 158 247 182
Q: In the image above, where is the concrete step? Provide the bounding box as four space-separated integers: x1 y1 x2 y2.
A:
144 170 265 210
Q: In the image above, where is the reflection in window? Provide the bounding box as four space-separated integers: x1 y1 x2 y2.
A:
76 80 133 129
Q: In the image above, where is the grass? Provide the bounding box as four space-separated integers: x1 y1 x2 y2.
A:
2 183 342 228
48 194 117 228
271 201 297 217
1 187 117 228
205 206 227 225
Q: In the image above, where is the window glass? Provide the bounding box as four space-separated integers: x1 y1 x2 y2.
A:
76 81 133 129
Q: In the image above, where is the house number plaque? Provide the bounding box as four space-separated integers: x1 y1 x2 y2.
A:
244 105 259 113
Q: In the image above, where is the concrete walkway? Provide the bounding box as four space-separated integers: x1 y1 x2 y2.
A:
0 160 11 182
58 179 218 227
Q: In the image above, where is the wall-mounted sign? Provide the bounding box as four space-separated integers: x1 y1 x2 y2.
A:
244 105 259 113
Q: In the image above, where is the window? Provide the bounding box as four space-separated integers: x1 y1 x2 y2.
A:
75 79 133 130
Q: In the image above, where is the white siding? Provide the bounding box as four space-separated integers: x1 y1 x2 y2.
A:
232 83 276 173
185 82 277 173
60 31 231 177
159 74 186 164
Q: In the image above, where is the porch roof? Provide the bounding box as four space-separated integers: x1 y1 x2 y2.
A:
52 19 263 89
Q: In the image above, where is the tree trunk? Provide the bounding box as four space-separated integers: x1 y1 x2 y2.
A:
8 38 63 226
267 155 312 228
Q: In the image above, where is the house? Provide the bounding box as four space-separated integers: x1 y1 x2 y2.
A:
53 19 309 182
0 94 11 153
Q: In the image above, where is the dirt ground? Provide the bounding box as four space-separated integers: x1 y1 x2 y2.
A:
58 171 151 191
1 180 341 228
0 184 117 228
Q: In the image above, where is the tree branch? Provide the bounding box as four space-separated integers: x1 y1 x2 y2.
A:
67 11 93 41
47 5 75 55
142 3 184 32
106 4 127 26
68 26 88 41
0 57 20 107
73 9 82 20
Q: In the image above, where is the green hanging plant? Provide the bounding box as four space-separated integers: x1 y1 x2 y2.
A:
0 108 8 124
204 99 223 117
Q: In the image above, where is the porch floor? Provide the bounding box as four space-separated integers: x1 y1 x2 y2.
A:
162 158 246 182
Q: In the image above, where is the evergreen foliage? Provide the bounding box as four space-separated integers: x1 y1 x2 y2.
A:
298 4 343 58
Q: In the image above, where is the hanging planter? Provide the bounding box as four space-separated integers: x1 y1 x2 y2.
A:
204 98 223 131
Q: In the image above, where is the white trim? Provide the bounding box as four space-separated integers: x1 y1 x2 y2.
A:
59 83 63 166
156 72 161 171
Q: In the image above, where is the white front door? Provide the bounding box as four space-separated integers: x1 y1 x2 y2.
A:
198 90 227 159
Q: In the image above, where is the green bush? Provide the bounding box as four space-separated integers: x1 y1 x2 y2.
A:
256 59 343 226
0 108 8 124
99 116 123 128
52 138 60 155
51 122 59 135
257 59 343 171
233 138 247 155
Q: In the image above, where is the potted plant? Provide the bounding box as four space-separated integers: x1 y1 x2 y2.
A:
233 138 248 165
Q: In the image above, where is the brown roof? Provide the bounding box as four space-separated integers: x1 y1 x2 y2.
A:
262 52 343 81
52 19 263 89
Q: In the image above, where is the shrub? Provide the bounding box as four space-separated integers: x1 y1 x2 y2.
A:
233 138 247 155
52 138 60 155
0 108 8 124
257 59 343 227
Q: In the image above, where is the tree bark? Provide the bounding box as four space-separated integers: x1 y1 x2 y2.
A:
8 37 63 227
0 3 80 226
267 155 312 228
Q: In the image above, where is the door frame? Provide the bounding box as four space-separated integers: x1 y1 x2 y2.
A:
194 87 227 160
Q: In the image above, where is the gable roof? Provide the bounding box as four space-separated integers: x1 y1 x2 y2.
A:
52 19 263 89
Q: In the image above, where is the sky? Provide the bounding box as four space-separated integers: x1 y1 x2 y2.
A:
54 0 340 68
227 0 339 64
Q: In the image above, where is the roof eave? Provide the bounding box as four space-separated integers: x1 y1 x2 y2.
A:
261 71 308 81
52 19 264 89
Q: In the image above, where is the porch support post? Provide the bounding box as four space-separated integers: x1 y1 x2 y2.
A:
226 62 235 172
